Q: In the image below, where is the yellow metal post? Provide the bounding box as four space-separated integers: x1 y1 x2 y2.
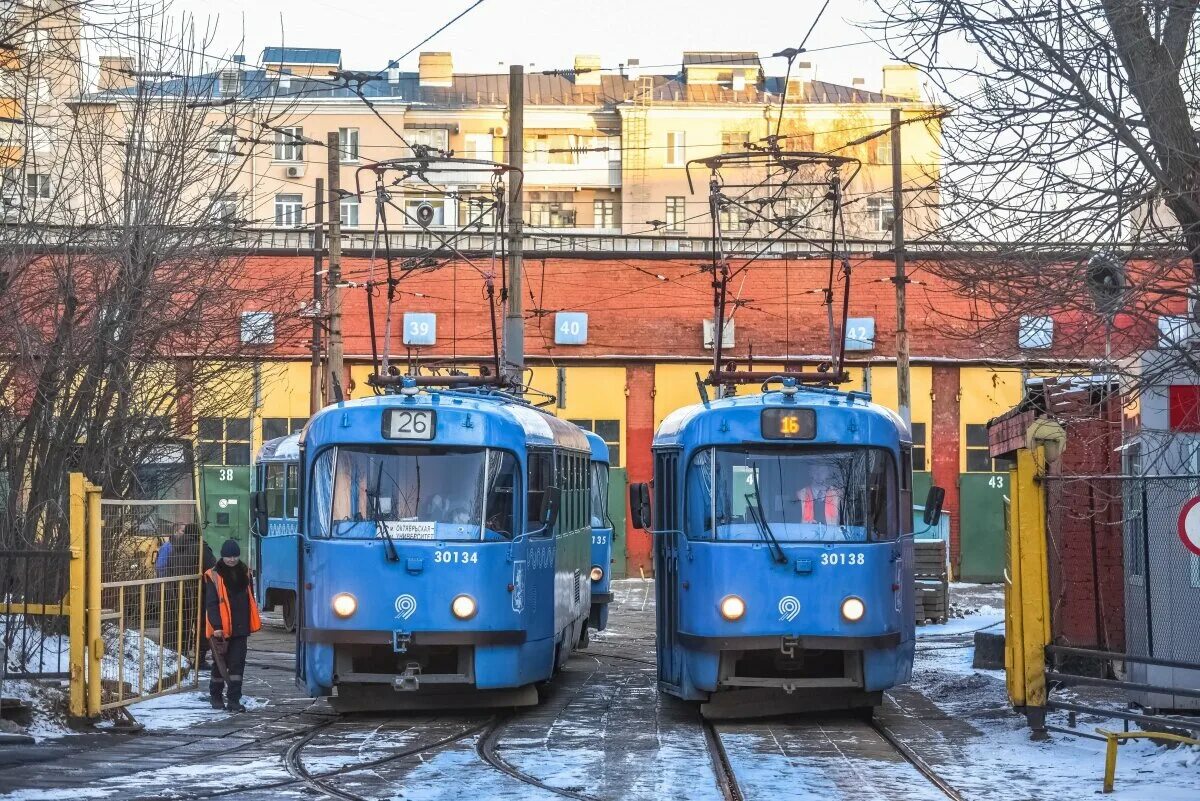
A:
1097 728 1200 793
85 482 103 717
68 473 86 718
1004 447 1051 737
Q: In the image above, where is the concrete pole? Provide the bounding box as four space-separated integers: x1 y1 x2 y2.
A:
310 177 324 415
504 65 524 392
325 132 344 404
891 108 911 431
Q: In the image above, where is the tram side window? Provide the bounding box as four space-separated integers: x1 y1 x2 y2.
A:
527 451 553 535
265 463 286 518
485 450 517 539
286 463 299 518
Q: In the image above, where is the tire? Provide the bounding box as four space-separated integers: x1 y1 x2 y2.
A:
577 622 590 649
281 594 297 633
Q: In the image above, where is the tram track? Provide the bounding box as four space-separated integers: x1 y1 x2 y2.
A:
475 714 602 801
702 718 746 801
869 718 968 801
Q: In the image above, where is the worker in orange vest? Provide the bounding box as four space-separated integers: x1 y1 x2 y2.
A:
204 540 261 712
798 468 842 525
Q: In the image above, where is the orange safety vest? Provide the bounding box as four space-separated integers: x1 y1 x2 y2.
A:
800 488 840 524
204 567 262 637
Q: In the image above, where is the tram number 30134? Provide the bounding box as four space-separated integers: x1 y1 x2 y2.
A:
434 551 479 565
820 552 865 566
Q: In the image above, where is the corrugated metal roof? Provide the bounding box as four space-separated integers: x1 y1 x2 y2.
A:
85 69 911 107
682 51 761 67
261 47 342 66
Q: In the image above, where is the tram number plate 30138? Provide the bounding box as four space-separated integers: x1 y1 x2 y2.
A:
383 409 435 440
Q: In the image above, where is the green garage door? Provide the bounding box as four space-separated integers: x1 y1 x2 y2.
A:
607 467 628 580
958 472 1008 582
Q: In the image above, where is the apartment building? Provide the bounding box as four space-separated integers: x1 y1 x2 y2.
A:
74 46 939 238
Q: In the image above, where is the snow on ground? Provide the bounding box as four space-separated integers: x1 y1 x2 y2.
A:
914 584 1200 801
124 686 268 731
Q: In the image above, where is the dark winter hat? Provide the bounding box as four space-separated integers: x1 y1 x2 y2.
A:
220 539 241 558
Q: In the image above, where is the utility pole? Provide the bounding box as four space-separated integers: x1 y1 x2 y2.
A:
891 108 911 431
325 132 344 404
504 64 524 392
310 177 325 415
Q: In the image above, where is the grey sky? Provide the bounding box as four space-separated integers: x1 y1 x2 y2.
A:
166 0 920 92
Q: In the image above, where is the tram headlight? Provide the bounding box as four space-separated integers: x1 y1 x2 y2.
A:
331 593 357 618
719 595 746 621
451 594 478 620
841 596 866 623
589 566 604 582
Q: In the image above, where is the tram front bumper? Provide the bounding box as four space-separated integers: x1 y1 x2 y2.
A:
676 631 901 651
301 627 527 646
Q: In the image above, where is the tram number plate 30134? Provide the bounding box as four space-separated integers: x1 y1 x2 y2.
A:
383 409 435 440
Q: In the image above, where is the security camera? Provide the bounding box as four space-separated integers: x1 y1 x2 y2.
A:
415 202 435 228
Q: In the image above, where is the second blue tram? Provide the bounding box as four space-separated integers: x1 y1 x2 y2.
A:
296 383 594 710
585 431 613 634
252 433 301 631
630 378 940 718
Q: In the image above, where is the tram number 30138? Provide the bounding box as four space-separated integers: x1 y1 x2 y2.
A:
820 552 865 566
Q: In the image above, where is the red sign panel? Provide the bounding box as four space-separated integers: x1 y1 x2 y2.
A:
1168 385 1200 432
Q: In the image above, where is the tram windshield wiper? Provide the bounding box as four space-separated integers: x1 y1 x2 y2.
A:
745 469 787 564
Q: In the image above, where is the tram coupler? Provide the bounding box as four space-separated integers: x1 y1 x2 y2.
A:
780 636 800 658
393 663 422 692
392 631 411 653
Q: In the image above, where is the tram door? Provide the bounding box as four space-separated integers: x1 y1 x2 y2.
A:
525 451 557 658
653 451 682 687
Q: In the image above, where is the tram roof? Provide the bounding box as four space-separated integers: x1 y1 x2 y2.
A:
584 430 609 464
258 433 301 462
653 387 908 448
306 390 590 451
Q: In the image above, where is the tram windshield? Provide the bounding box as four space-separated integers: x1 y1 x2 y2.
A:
310 446 517 541
686 446 897 543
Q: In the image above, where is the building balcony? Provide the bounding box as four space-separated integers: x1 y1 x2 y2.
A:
522 160 621 189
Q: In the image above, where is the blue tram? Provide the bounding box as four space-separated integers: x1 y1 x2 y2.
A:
295 382 593 711
251 433 301 631
585 431 613 634
630 377 942 718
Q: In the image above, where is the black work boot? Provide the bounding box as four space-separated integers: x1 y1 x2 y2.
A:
209 693 224 710
226 682 245 713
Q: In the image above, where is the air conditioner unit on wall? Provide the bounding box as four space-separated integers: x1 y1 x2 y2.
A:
491 125 507 138
285 165 305 178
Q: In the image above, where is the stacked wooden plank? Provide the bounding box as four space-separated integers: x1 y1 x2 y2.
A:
914 539 949 624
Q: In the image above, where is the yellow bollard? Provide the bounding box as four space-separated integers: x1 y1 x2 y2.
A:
1097 728 1200 793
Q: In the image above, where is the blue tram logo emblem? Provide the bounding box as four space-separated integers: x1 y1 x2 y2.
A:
394 594 418 620
512 561 526 612
778 596 801 622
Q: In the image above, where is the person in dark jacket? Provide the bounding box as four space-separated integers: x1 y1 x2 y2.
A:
204 539 261 712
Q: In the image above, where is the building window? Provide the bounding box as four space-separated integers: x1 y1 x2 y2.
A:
719 204 748 232
1018 315 1054 349
593 199 616 229
568 418 621 466
341 198 360 227
210 126 238 162
25 173 49 199
338 127 359 162
197 417 251 465
407 128 448 156
210 193 239 222
866 136 891 165
666 131 685 166
965 423 1013 472
274 126 304 161
721 131 749 154
458 195 497 228
274 193 303 226
218 69 241 96
912 422 927 471
866 197 895 232
239 311 275 345
262 416 308 441
527 192 576 228
463 132 493 160
666 197 686 231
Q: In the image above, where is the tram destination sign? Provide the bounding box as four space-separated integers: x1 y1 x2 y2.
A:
383 408 436 441
761 408 816 440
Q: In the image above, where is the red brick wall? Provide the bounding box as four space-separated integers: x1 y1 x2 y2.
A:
931 365 962 572
624 364 655 575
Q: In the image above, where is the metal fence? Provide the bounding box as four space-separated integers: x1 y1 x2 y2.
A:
95 498 203 710
0 547 72 679
1043 474 1200 721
